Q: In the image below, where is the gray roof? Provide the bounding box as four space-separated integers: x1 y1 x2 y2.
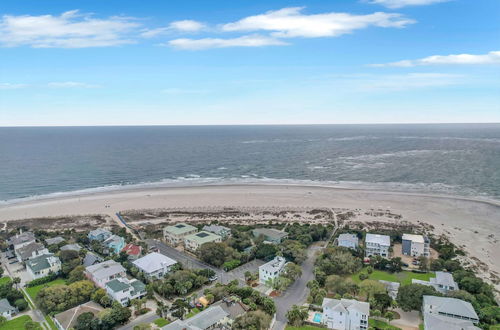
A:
212 300 246 320
202 225 231 235
365 233 391 246
379 280 400 291
60 244 82 252
8 232 36 246
83 252 102 267
85 260 125 280
26 254 60 272
338 233 358 244
260 256 286 273
423 296 478 320
162 320 199 330
162 306 229 330
53 301 103 330
424 312 480 330
15 242 46 260
88 228 112 239
132 252 177 274
323 298 370 315
0 298 16 314
432 272 457 287
253 228 288 240
45 237 65 245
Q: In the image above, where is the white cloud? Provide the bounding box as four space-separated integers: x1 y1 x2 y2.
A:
141 20 206 38
47 81 101 88
0 83 28 89
368 0 449 9
372 50 500 67
0 10 140 48
221 7 415 38
168 34 288 50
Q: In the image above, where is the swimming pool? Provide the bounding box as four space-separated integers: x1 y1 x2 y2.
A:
313 313 323 323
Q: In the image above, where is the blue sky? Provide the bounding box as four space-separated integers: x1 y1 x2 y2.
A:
0 0 499 126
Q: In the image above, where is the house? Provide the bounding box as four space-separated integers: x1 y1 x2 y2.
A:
45 237 65 246
338 233 359 249
423 296 479 329
252 228 288 244
413 272 458 294
60 244 82 252
85 260 126 288
121 243 142 260
162 305 230 330
379 280 400 300
53 301 103 330
184 231 222 252
14 242 49 262
26 254 61 280
132 252 177 280
83 251 103 267
402 234 430 257
212 298 247 323
102 235 125 255
105 277 146 306
88 228 112 242
202 225 232 238
259 256 287 285
0 298 17 320
322 298 369 330
365 233 390 258
7 231 36 250
163 223 198 246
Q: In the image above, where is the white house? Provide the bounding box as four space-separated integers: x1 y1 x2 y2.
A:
423 296 479 329
0 298 17 320
338 233 359 249
26 254 61 280
132 252 178 280
15 242 49 262
105 277 146 306
365 233 390 258
85 260 126 288
402 234 430 257
259 256 286 285
322 298 369 330
202 225 232 238
413 272 458 294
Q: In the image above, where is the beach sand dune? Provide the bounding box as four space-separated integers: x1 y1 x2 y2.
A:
1 184 499 288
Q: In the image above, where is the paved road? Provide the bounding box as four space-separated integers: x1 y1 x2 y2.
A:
117 311 159 330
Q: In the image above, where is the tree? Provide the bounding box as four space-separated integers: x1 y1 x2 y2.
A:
281 240 307 264
244 271 252 282
325 275 359 296
233 310 272 330
23 320 43 330
0 316 6 326
316 248 362 276
75 312 94 330
283 263 302 281
359 280 385 300
286 305 308 327
384 311 396 322
372 309 382 318
68 266 86 284
396 284 438 312
373 293 392 312
133 324 152 330
15 298 28 311
479 306 500 325
254 244 277 261
13 277 21 290
418 256 429 272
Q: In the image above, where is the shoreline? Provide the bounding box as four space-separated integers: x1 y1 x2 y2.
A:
0 183 499 290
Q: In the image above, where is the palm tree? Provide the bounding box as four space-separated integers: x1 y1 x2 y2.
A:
13 277 21 290
286 305 308 327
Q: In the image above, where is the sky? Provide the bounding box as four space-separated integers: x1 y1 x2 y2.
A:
0 0 499 126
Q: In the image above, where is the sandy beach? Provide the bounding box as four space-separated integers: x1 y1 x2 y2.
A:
1 184 499 288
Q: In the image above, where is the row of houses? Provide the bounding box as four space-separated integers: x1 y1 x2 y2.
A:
337 232 430 258
88 228 125 255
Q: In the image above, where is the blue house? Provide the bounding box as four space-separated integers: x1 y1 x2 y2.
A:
88 228 112 242
103 235 125 255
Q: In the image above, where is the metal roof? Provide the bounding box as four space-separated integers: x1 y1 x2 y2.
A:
132 252 177 273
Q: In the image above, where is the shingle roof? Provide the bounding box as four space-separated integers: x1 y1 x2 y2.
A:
132 252 177 273
424 312 480 330
8 232 36 246
83 252 102 267
365 233 391 246
338 233 358 244
253 228 288 240
45 237 65 245
188 305 229 329
122 243 142 256
26 254 59 272
15 242 46 260
60 244 82 252
202 225 231 235
432 272 457 287
423 296 478 320
85 260 125 280
53 301 103 330
0 298 16 314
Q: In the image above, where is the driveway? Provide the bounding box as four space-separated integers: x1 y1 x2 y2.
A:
117 311 159 330
390 308 421 330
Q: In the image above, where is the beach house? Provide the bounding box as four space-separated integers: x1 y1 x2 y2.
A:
26 254 62 280
7 231 36 250
161 305 230 330
252 228 288 244
15 241 49 262
202 224 232 238
121 243 142 260
53 301 103 330
85 260 126 288
60 244 82 252
184 231 222 252
132 252 178 280
0 298 17 320
88 228 112 242
379 280 400 300
338 233 359 249
322 298 370 330
365 233 390 258
105 277 147 306
402 234 430 257
259 256 287 285
102 235 125 255
413 271 458 294
45 236 65 246
163 223 198 246
422 296 479 329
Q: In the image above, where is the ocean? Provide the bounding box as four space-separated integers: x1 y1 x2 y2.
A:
1 124 500 203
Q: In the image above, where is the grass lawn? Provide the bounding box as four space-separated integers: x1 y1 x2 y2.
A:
26 278 66 301
45 315 57 330
369 318 402 330
0 315 33 330
186 308 201 319
351 268 434 285
0 276 11 285
285 326 324 330
153 318 170 327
